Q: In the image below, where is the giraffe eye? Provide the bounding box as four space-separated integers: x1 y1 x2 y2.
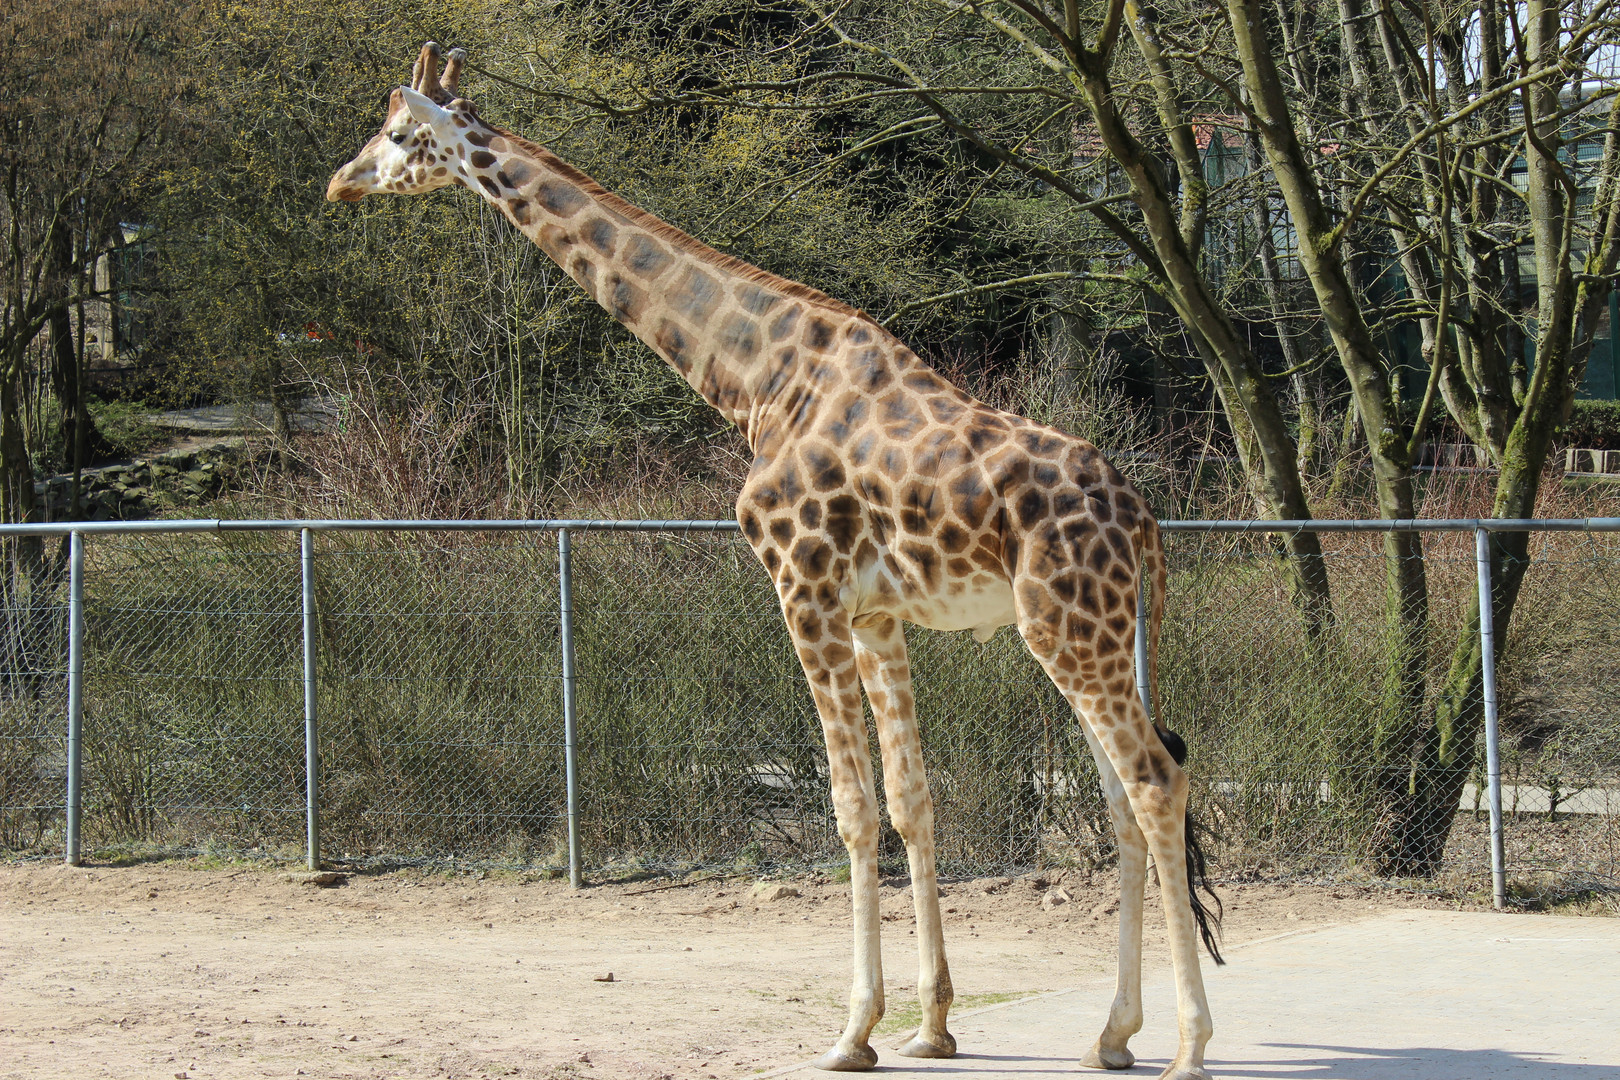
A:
389 130 406 145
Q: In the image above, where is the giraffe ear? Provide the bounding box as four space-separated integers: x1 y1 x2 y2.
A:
400 87 452 127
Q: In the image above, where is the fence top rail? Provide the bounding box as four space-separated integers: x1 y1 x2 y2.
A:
0 516 1616 538
0 518 746 536
1158 518 1620 533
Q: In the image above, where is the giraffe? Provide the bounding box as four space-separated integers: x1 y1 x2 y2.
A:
328 43 1224 1080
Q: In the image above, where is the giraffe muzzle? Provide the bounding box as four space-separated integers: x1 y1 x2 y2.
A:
326 173 367 202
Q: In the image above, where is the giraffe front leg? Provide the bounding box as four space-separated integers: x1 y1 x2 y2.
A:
817 788 884 1073
788 601 884 1072
816 740 884 1071
855 618 956 1060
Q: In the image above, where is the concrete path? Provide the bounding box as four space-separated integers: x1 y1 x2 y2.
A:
153 400 340 434
771 911 1620 1079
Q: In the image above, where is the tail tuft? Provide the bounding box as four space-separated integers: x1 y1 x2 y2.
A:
1184 812 1225 965
1156 725 1223 965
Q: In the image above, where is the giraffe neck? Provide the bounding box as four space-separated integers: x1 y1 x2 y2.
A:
448 119 878 438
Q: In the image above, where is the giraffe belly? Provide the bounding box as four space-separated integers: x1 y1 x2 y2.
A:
909 582 1018 640
843 556 1017 640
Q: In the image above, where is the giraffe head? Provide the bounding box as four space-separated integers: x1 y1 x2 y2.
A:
326 42 481 202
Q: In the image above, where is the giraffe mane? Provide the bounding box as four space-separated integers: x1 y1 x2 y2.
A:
488 125 889 338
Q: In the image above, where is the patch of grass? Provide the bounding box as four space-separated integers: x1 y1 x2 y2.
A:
874 991 1037 1037
1504 872 1620 915
88 398 165 457
77 842 285 871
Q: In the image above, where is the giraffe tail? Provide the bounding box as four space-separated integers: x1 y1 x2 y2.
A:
1142 516 1165 726
1177 787 1226 965
1141 517 1225 965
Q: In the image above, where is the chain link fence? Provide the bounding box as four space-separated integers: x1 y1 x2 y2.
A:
0 519 1615 906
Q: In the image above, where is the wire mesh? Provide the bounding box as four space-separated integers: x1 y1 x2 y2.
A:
1491 529 1620 905
0 520 1612 906
0 537 69 852
314 531 563 860
78 531 304 851
1162 529 1477 884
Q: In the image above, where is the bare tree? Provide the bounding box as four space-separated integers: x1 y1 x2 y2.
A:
1216 0 1620 869
0 0 194 523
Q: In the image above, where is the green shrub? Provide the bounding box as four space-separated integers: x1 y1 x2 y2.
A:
1560 399 1620 450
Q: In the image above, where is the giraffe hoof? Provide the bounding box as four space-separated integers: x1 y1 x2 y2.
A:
1156 1066 1213 1080
895 1030 956 1058
811 1045 878 1072
1080 1043 1135 1070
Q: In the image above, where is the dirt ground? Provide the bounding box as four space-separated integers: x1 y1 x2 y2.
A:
0 859 1476 1080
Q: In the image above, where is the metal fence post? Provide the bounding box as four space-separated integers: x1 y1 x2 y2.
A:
557 528 583 889
1134 573 1151 718
64 530 84 867
301 528 320 871
1476 528 1507 910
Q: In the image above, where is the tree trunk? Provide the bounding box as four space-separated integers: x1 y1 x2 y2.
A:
1075 28 1334 639
1378 28 1620 872
1244 118 1323 479
1383 347 1570 871
46 232 114 502
1227 0 1430 844
0 346 38 527
0 339 49 638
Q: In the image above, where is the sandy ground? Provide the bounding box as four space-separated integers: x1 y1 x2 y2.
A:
0 860 1475 1080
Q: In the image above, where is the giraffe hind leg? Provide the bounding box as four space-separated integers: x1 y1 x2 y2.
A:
1013 591 1214 1079
1075 722 1145 1071
1075 689 1215 1080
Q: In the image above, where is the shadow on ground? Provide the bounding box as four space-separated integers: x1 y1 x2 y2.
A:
865 1045 1615 1079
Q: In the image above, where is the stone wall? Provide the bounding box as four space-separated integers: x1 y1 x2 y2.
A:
36 437 252 521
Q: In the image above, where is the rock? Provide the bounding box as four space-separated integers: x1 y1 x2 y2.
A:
980 876 1013 895
1041 887 1072 910
750 881 801 902
1089 900 1117 921
282 871 347 887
